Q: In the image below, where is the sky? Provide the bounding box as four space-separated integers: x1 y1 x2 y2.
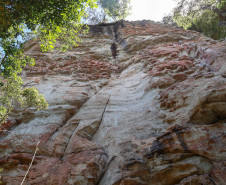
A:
126 0 177 22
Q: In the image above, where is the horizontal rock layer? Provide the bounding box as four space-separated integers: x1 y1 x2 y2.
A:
0 20 226 185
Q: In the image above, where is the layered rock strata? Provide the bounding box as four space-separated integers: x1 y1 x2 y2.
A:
0 20 225 185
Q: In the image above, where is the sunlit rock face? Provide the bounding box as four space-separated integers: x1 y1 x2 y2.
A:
0 20 226 185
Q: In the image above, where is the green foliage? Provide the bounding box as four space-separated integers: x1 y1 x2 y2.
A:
0 0 98 52
99 0 131 20
172 0 226 39
0 0 97 35
162 14 177 26
193 10 225 39
22 87 48 110
0 76 49 123
84 0 131 24
0 168 2 183
0 26 46 124
174 15 192 30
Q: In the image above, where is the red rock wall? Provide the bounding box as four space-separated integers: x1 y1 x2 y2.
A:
0 20 225 185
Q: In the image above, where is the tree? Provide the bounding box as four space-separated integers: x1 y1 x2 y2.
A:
0 0 98 51
163 0 226 39
99 0 131 20
162 14 178 27
85 0 131 24
0 0 98 124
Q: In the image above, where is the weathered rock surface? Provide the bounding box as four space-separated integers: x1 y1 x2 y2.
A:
0 20 226 185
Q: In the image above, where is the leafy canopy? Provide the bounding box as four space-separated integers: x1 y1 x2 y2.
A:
85 0 131 24
100 0 131 20
0 0 98 51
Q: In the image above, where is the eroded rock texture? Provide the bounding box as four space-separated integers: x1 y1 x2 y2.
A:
0 20 226 185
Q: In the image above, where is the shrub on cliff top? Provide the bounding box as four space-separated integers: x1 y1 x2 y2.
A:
163 0 226 39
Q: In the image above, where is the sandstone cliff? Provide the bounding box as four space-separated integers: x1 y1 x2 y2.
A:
0 20 226 185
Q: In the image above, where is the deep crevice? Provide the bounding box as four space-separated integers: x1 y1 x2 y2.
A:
47 107 79 141
96 156 116 185
60 83 112 159
90 95 111 141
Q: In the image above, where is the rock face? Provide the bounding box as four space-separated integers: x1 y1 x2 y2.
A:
0 20 226 185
